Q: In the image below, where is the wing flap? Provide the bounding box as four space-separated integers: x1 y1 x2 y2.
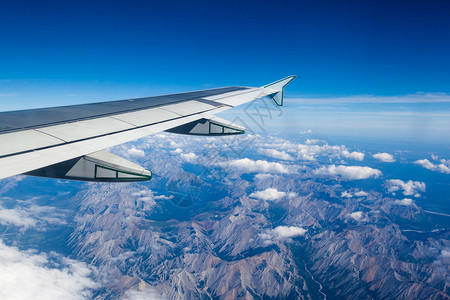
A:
25 150 152 182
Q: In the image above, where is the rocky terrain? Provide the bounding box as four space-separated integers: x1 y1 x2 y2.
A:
60 134 450 299
0 133 448 299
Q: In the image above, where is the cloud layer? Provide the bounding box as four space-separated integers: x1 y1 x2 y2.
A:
393 198 414 206
259 226 307 244
257 149 294 161
415 158 450 174
249 188 297 201
314 165 382 180
220 158 290 174
386 179 426 196
0 203 67 231
373 152 395 162
348 211 363 221
0 240 98 300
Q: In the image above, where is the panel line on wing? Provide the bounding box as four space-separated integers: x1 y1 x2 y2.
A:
34 129 68 143
0 105 221 160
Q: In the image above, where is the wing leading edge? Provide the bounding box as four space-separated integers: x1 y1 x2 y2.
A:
0 76 295 181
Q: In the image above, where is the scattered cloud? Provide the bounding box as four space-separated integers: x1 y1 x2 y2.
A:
341 190 368 198
0 240 98 300
341 191 353 198
373 152 395 162
0 203 67 231
305 139 325 145
154 195 173 200
219 158 290 174
314 165 382 180
169 141 180 148
254 173 277 180
122 287 167 300
127 148 145 158
259 226 307 244
249 188 297 201
132 190 152 197
0 207 37 229
393 198 414 206
414 158 450 174
386 179 426 196
180 152 198 163
348 211 363 221
257 149 294 160
258 138 368 162
171 148 183 154
299 129 312 134
354 191 368 197
342 150 364 161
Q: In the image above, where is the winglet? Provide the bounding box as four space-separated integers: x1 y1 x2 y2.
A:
262 75 296 106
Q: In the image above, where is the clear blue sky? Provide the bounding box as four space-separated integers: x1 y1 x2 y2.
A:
0 0 449 109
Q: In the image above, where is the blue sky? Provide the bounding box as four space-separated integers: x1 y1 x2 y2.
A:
1 0 450 106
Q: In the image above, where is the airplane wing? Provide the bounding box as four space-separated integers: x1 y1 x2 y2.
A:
0 76 295 182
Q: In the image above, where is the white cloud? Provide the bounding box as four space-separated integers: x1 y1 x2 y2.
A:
299 129 312 134
250 188 286 201
257 149 294 160
132 190 152 197
341 191 353 198
154 195 173 200
393 198 414 206
386 179 426 196
415 158 450 174
180 152 198 163
341 190 368 198
442 250 450 258
348 211 363 221
259 226 307 244
354 191 368 197
122 287 166 300
342 150 364 161
305 139 325 145
171 148 183 154
127 148 145 158
314 165 382 180
220 158 290 174
287 192 298 199
0 240 98 300
254 173 277 180
0 208 37 228
373 152 395 162
169 141 180 148
249 188 297 201
0 204 67 231
258 138 367 163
